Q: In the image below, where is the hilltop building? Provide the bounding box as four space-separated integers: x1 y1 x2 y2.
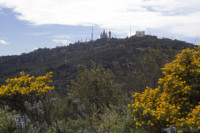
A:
100 30 107 39
135 31 145 37
100 30 111 39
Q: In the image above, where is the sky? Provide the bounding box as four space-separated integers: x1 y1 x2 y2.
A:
0 0 200 56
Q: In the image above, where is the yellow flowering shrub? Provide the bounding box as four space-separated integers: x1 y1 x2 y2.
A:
130 87 179 129
160 47 200 107
129 46 200 131
0 72 54 110
185 103 200 131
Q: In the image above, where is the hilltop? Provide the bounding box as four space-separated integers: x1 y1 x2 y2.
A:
0 35 195 93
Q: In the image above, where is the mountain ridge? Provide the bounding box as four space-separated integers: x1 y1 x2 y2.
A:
0 35 195 93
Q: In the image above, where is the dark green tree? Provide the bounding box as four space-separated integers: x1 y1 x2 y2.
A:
69 63 122 115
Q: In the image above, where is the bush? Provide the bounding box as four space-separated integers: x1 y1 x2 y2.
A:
69 63 122 116
22 93 87 132
129 46 200 132
0 72 54 111
0 106 18 133
98 105 126 133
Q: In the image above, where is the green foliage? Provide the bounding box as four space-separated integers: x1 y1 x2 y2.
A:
98 105 127 133
113 45 178 92
0 106 18 133
12 116 60 133
120 110 150 133
41 94 84 124
143 46 165 88
69 63 122 115
22 92 91 133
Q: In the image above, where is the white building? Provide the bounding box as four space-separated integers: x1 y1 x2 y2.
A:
135 31 145 37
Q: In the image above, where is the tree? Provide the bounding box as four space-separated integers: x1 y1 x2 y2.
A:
69 63 122 115
143 46 165 88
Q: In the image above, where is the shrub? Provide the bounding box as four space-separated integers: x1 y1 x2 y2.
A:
0 72 54 111
98 105 126 133
69 63 122 116
0 106 18 133
129 46 200 132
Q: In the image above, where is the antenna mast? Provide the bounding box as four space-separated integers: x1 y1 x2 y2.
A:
91 25 93 41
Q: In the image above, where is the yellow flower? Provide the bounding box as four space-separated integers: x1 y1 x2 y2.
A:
178 131 183 133
0 72 54 96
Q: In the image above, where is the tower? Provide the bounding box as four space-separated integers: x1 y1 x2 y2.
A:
91 25 93 41
108 31 111 39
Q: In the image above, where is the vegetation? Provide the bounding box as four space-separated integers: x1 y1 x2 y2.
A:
0 36 194 93
129 46 200 132
0 36 199 132
0 106 18 133
0 67 126 132
0 72 54 111
69 63 122 115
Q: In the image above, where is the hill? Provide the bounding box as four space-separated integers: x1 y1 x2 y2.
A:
0 35 195 93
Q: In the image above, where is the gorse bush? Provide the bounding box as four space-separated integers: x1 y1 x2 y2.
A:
129 46 200 132
0 72 54 111
0 72 54 96
184 104 200 131
130 87 179 130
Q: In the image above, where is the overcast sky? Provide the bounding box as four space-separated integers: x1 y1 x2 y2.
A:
0 0 200 55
